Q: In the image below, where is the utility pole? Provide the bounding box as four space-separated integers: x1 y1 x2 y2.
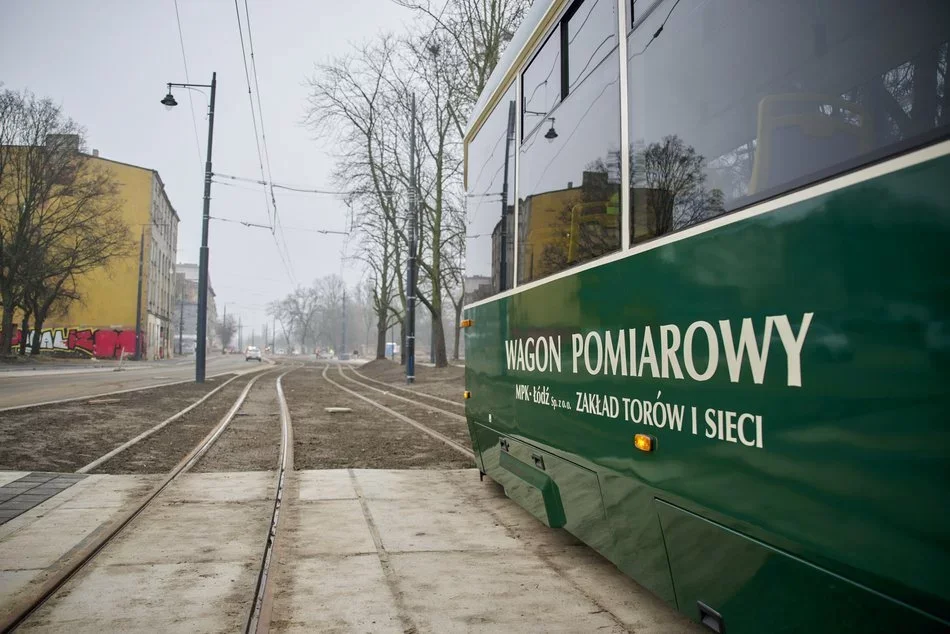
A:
341 286 347 358
238 315 243 351
178 295 184 355
272 315 276 351
134 227 145 360
405 94 418 384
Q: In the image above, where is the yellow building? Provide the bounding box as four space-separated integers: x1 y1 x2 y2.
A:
14 149 179 359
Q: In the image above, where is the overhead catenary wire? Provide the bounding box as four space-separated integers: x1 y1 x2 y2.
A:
233 0 297 286
172 0 203 168
213 172 395 196
242 0 280 230
232 0 272 227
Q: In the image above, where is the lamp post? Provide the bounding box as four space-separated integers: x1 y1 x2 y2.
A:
161 72 216 383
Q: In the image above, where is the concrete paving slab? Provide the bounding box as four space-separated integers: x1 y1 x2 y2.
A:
19 561 254 634
390 550 626 633
0 569 37 607
97 500 272 565
160 470 276 503
352 468 465 501
289 499 376 556
0 507 116 569
296 469 355 500
272 554 402 633
367 495 521 553
0 472 30 487
57 475 158 509
543 546 702 633
274 469 703 633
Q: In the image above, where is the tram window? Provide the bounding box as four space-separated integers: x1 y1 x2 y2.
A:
522 31 561 139
518 35 622 285
626 0 950 245
465 84 516 304
566 0 617 92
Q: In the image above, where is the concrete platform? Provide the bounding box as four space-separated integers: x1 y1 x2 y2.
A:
0 469 702 633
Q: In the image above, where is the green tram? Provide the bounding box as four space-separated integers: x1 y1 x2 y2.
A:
461 0 949 631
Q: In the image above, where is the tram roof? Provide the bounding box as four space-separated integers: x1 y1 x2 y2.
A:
466 0 562 143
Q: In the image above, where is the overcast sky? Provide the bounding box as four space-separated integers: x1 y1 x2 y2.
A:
0 0 412 341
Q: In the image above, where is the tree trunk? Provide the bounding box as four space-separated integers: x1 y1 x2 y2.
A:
30 312 47 356
0 295 15 356
375 308 387 359
432 314 448 367
399 323 406 365
453 301 462 361
18 313 30 355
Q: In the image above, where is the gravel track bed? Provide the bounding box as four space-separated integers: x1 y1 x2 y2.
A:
356 359 465 402
0 374 238 472
191 374 282 472
285 367 471 470
92 371 271 474
337 369 471 447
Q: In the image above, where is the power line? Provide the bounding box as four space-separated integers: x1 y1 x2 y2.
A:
232 0 272 228
213 172 394 196
232 0 297 287
242 0 280 230
172 0 203 168
211 214 347 235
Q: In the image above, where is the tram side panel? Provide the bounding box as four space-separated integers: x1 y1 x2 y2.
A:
462 152 950 633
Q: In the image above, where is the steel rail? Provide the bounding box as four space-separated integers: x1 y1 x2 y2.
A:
0 368 278 633
323 365 473 459
77 371 249 473
347 366 465 410
338 366 467 423
245 367 296 634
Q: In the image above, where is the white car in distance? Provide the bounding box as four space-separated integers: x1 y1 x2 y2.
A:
245 346 262 362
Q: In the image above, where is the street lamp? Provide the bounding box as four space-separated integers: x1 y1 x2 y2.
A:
161 72 216 383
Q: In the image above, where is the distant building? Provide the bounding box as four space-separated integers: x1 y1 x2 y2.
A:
8 141 179 359
172 263 216 355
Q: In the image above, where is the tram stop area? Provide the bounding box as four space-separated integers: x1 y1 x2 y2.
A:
0 468 701 632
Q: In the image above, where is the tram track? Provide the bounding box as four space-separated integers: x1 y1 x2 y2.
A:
0 365 298 633
323 364 473 459
347 365 465 411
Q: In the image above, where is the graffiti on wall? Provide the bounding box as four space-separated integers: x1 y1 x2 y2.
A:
9 328 138 359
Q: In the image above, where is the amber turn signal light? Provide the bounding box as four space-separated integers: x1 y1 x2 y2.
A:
460 319 473 328
634 434 655 452
463 391 472 399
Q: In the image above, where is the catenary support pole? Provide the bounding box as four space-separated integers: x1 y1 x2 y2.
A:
406 94 417 384
195 72 216 383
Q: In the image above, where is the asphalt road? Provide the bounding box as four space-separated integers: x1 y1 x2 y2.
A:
0 355 261 410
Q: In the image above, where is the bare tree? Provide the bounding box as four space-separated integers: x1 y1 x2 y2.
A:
0 90 130 355
393 0 530 125
304 3 527 366
216 314 237 350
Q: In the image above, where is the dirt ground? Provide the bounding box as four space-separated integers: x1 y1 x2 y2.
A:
357 358 465 401
335 366 470 447
192 374 281 472
93 372 269 474
0 374 238 472
284 367 472 470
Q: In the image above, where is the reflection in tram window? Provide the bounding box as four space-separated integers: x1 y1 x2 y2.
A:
522 29 561 139
626 0 950 244
465 84 516 305
518 0 621 285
